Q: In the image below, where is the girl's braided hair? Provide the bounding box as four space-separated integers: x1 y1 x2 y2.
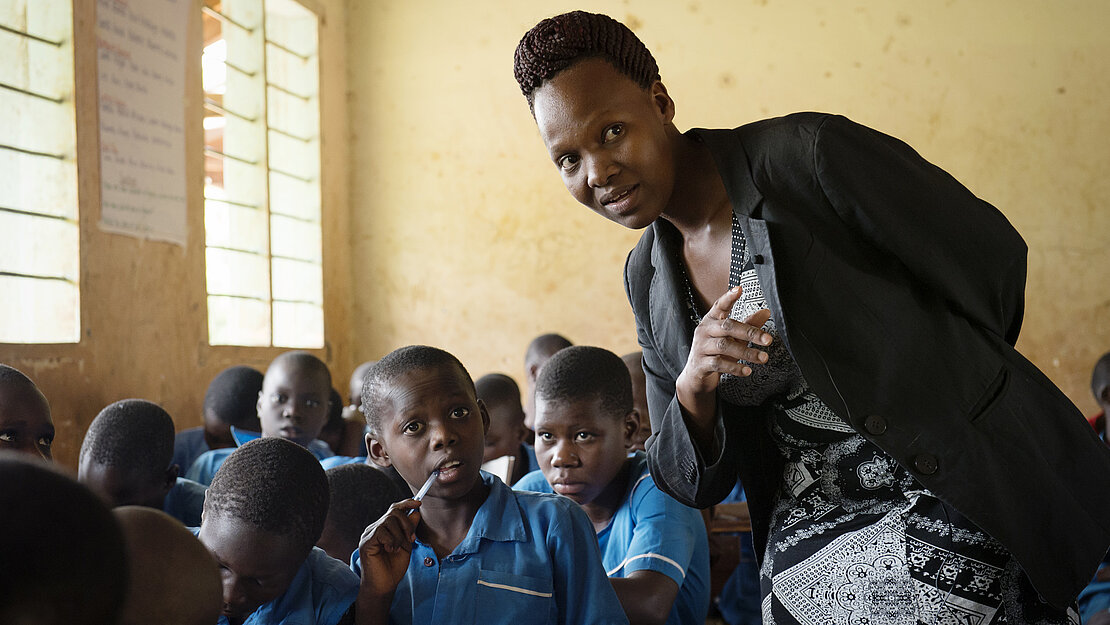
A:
513 11 659 112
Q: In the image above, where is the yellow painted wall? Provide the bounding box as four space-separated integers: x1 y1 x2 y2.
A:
0 0 354 467
346 0 1110 415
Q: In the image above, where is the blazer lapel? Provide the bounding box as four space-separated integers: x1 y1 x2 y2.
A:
648 219 694 379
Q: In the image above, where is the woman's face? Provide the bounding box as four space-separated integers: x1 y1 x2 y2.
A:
532 58 677 230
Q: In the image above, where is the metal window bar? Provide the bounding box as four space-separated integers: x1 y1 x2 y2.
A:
208 292 267 302
204 196 262 210
205 147 260 166
0 23 63 47
225 60 258 78
0 80 64 104
266 81 312 102
273 297 322 306
269 167 313 183
201 6 257 34
264 39 310 62
207 244 266 257
268 125 313 143
0 142 66 160
0 205 73 222
270 209 318 224
271 254 320 265
204 98 258 123
0 270 74 283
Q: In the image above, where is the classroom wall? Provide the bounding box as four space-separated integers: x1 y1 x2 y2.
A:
0 0 353 468
346 0 1110 415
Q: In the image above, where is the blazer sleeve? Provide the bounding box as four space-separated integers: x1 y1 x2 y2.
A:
624 245 746 509
811 115 1027 344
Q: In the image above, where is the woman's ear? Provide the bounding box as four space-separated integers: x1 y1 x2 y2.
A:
367 433 391 468
650 80 675 124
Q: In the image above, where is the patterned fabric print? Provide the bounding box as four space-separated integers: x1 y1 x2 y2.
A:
761 433 1077 625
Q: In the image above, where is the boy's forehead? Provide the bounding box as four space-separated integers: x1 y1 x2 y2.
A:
264 361 328 389
534 395 618 427
0 384 51 423
383 364 473 406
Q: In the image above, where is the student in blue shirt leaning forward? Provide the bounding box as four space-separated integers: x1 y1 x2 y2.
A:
350 345 627 625
516 346 710 625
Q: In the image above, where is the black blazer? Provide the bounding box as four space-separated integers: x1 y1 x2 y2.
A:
625 112 1110 607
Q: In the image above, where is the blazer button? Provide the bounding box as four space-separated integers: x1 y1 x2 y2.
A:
913 454 938 475
863 415 887 435
753 254 765 265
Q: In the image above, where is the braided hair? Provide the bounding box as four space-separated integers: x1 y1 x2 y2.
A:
514 11 660 112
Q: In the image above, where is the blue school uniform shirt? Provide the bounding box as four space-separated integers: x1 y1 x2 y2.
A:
515 452 710 625
187 428 334 486
172 426 209 475
163 477 206 527
190 529 358 625
351 472 627 625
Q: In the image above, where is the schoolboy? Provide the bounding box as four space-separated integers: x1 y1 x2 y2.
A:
317 463 407 561
620 352 652 452
0 451 128 624
475 372 538 485
196 437 359 624
523 333 572 437
188 351 334 485
0 363 55 461
114 506 222 625
79 398 207 527
173 365 264 475
351 345 627 625
516 346 710 625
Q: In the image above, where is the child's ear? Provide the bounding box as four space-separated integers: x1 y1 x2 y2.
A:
650 80 675 125
256 390 264 418
622 410 641 449
367 433 391 468
163 464 179 492
477 399 491 437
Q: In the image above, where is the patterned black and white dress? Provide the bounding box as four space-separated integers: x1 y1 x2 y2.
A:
683 215 1077 625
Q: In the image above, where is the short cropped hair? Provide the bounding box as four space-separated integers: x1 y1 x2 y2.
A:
268 351 332 389
203 366 264 428
0 452 128 625
0 363 49 408
535 346 632 418
476 373 523 417
1093 352 1110 399
204 438 329 552
323 464 406 547
80 399 175 475
361 345 474 436
525 333 573 369
514 11 660 111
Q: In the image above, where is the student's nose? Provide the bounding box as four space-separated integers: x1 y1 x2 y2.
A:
549 440 578 468
428 421 458 450
221 570 248 610
586 154 616 188
18 439 48 461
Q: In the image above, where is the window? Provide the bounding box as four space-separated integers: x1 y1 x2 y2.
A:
202 0 323 348
0 0 79 344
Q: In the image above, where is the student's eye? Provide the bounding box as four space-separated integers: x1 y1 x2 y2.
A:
37 436 53 448
602 123 624 142
450 407 470 419
271 393 287 404
557 154 579 171
575 431 593 441
402 421 424 434
304 398 321 408
537 432 552 442
0 431 14 443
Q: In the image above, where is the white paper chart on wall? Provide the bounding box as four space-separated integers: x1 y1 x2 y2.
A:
96 0 189 247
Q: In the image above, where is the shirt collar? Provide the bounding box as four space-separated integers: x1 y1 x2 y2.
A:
437 472 526 556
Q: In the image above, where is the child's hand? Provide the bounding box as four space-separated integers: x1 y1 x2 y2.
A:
358 499 422 599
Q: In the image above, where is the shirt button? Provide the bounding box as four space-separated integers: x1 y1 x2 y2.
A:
913 454 938 475
423 557 434 567
863 415 887 435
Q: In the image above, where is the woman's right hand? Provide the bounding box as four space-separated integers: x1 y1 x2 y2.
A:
675 285 772 445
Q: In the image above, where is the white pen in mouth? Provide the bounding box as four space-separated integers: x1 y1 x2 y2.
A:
413 469 439 502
